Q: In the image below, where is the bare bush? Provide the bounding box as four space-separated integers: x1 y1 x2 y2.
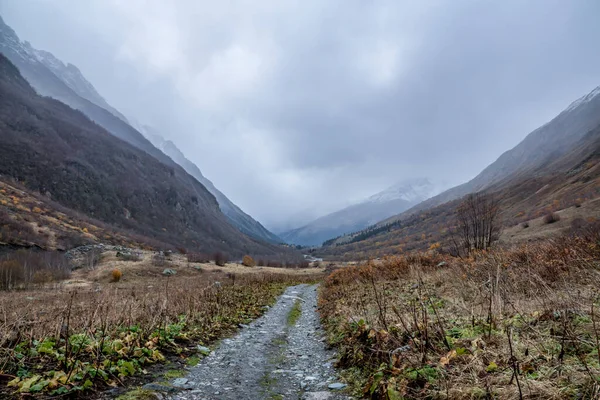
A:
176 246 187 254
116 251 142 262
0 250 70 290
188 252 211 263
213 252 228 267
152 252 167 267
450 192 501 256
544 212 561 224
267 260 283 268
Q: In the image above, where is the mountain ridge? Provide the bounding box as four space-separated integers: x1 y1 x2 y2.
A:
142 127 284 244
280 178 436 246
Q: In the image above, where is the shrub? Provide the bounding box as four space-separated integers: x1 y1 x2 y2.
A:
152 252 167 267
111 269 122 282
56 230 93 249
0 209 49 248
267 260 283 268
116 251 141 262
213 252 228 267
543 212 561 224
242 255 256 267
0 250 70 290
570 217 586 231
187 252 210 263
177 247 187 255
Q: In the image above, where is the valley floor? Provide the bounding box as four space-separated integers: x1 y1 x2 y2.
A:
0 250 324 398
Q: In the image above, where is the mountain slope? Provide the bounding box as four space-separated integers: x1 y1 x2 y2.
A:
31 47 129 123
280 179 435 246
143 128 283 244
376 84 600 227
0 53 292 258
0 16 174 167
318 88 600 259
0 16 283 246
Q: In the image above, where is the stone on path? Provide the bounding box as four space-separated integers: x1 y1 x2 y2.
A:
328 382 347 390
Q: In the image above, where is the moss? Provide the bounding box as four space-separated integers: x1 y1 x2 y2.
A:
116 389 158 400
185 355 200 367
287 300 302 326
163 369 186 379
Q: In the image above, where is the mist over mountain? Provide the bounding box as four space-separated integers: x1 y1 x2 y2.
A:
140 125 283 244
376 84 600 228
319 84 600 258
280 178 437 246
0 15 282 246
0 53 293 257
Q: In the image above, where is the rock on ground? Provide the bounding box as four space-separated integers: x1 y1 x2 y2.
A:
166 284 351 400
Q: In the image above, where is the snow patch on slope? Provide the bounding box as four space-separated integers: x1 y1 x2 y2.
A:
565 86 600 113
367 178 436 204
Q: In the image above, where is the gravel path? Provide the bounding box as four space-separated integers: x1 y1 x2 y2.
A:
166 284 350 400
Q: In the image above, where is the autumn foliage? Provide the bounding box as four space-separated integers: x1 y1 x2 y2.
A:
242 255 256 267
111 268 122 282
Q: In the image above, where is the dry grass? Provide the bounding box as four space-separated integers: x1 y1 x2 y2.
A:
320 224 600 399
501 198 600 244
0 250 322 397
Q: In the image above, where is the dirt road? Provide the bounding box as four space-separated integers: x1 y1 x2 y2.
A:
167 284 350 400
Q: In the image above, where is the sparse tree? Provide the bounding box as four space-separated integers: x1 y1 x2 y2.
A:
451 192 501 257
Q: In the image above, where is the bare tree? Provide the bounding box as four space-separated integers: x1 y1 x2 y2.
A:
451 192 501 257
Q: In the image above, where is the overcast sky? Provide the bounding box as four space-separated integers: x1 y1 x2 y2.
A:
2 0 600 231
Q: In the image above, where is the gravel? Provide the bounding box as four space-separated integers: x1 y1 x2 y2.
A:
166 284 351 400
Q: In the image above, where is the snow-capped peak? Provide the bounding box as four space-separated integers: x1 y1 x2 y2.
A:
367 178 436 204
564 86 600 113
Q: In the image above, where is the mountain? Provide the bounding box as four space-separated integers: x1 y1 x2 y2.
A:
379 85 600 226
0 16 283 245
0 16 174 166
31 47 129 123
142 127 283 244
318 86 600 260
279 179 436 246
0 53 294 258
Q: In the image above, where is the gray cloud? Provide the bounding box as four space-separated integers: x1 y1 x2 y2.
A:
2 0 600 231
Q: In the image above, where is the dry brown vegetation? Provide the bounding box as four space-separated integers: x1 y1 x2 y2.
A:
320 223 600 399
0 178 174 252
242 255 256 267
0 248 322 397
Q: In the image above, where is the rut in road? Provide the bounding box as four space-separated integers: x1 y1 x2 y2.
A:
168 284 350 400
